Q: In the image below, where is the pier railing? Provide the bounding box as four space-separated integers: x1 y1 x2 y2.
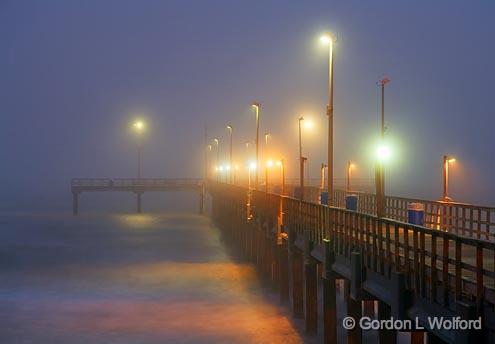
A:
208 181 495 341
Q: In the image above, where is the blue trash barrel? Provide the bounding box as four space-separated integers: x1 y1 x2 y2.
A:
320 191 329 205
345 194 358 211
407 202 425 225
293 186 302 200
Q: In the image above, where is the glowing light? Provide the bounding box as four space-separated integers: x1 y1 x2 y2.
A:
225 165 231 171
234 164 239 171
266 160 274 168
249 161 257 170
349 163 356 169
133 120 145 131
276 160 282 167
303 119 313 130
320 33 334 45
219 166 224 172
448 157 456 163
376 145 391 161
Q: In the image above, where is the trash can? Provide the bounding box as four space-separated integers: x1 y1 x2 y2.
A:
320 191 329 205
345 194 358 211
407 202 424 225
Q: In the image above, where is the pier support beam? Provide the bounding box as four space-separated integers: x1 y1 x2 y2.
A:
323 238 337 344
72 192 79 215
288 228 303 318
136 192 142 213
279 240 289 302
304 230 317 335
378 300 396 344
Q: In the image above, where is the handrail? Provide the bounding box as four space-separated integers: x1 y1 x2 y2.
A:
208 182 495 313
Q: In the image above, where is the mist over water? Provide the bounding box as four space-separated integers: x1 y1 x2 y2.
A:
0 195 316 343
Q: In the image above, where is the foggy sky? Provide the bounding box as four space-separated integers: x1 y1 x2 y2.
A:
1 0 495 209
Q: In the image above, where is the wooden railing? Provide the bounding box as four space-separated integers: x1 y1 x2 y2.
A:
210 183 495 313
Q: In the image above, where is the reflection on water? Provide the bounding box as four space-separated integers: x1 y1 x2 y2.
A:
0 212 308 343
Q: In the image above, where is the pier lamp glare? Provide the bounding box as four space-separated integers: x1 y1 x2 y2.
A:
133 120 145 131
448 157 456 163
276 160 282 167
225 165 231 171
376 145 391 161
304 119 314 130
249 162 257 170
266 160 274 168
320 33 334 45
219 166 224 172
235 164 239 171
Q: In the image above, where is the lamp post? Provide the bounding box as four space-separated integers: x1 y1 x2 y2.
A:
298 116 307 201
132 120 145 179
213 138 219 182
443 155 456 201
206 144 212 180
376 76 390 217
276 159 285 196
347 161 355 192
226 125 233 184
320 33 335 206
252 102 261 190
320 163 327 190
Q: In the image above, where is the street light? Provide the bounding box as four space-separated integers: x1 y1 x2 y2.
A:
347 161 356 192
320 32 336 206
298 116 308 201
252 102 261 190
132 119 145 179
376 76 391 217
443 155 456 201
276 159 285 196
226 125 233 184
320 163 327 190
213 138 220 182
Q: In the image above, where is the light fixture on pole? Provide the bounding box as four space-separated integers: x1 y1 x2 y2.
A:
226 125 233 184
252 102 261 190
132 119 145 179
443 155 456 201
320 32 336 206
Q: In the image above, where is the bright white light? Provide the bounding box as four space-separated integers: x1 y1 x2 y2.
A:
249 161 257 170
376 145 391 161
320 34 333 45
225 165 231 171
304 119 313 130
266 160 273 168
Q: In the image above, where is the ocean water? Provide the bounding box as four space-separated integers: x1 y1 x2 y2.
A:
0 197 322 344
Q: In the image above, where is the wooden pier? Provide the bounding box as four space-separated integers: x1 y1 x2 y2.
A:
209 181 495 344
71 178 205 214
